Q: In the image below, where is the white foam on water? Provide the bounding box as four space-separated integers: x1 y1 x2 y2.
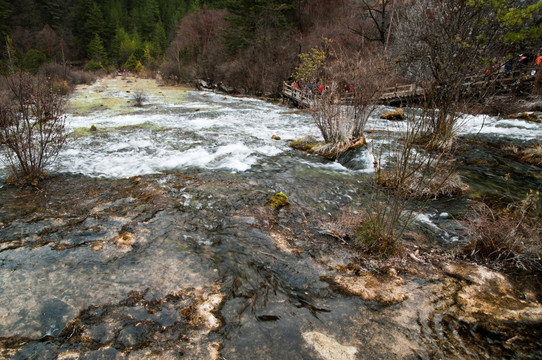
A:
4 87 540 180
460 113 542 140
45 91 325 178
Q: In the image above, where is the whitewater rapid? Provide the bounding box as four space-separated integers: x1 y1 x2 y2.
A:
1 77 540 180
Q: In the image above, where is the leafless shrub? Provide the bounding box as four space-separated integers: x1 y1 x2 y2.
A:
163 8 228 84
309 46 396 158
0 72 67 185
392 0 507 151
39 62 99 86
482 95 523 116
69 69 99 85
132 90 147 107
378 158 469 199
353 110 465 257
319 207 364 242
462 193 541 272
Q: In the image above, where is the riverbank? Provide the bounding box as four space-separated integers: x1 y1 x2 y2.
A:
0 169 540 359
0 76 541 359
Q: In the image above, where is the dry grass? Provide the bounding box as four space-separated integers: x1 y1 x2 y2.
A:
521 143 542 166
462 193 541 272
319 205 404 258
377 159 469 199
319 207 364 242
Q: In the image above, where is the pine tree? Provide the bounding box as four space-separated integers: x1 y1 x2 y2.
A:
124 53 143 72
223 0 296 52
112 27 136 66
73 0 106 56
0 0 12 37
88 33 108 64
152 20 167 55
135 0 160 39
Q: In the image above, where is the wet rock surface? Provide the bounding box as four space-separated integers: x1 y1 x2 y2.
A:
1 76 542 359
1 172 541 359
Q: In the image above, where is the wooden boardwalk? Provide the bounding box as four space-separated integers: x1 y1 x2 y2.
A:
281 69 537 108
380 83 425 104
281 81 424 107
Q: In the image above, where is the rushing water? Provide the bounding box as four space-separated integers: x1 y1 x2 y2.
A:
1 77 541 359
1 77 540 179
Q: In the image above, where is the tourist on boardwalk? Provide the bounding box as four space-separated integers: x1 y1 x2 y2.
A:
533 49 542 95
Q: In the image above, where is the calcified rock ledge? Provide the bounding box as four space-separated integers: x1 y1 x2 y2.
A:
0 172 541 359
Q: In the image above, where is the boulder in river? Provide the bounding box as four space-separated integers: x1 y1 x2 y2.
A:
380 108 404 121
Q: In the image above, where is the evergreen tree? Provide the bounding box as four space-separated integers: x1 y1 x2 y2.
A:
142 43 153 66
111 27 136 66
88 33 108 64
152 20 167 55
135 0 160 39
0 0 12 37
74 0 106 56
124 53 143 72
34 0 71 31
223 0 296 52
22 49 47 73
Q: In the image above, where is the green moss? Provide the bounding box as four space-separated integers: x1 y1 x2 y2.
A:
71 126 95 137
289 136 321 152
66 96 132 116
66 78 194 120
267 192 288 208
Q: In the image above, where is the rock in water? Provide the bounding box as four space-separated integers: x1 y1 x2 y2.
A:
302 331 357 360
380 108 404 120
267 193 288 208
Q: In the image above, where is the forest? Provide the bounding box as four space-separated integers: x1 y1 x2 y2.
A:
1 0 541 96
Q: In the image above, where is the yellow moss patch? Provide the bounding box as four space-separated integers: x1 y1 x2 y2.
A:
380 108 404 120
267 192 288 208
508 112 541 122
66 76 191 116
113 232 135 248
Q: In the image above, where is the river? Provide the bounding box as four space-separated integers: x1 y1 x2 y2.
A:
0 76 541 359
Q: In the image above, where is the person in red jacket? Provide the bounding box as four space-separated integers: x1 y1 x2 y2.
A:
533 50 542 95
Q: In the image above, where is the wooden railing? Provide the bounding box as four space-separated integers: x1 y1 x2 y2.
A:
380 84 425 101
281 82 316 108
281 81 422 107
281 68 538 108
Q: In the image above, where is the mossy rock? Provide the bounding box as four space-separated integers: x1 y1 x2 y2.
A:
289 136 320 152
267 193 288 208
508 112 540 122
380 108 404 121
290 135 367 160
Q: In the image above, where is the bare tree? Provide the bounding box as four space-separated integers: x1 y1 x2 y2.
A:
306 44 395 158
0 72 67 185
350 0 394 45
164 8 228 82
392 0 506 150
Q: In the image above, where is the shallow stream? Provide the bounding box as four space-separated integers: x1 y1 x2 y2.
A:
0 77 541 359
